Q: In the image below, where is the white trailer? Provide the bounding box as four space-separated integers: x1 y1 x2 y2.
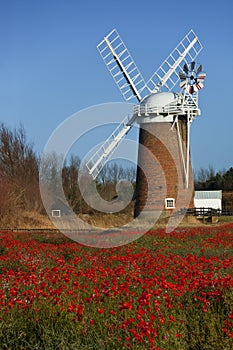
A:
194 190 222 210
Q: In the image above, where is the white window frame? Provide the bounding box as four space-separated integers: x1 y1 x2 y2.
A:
52 209 61 218
165 198 175 209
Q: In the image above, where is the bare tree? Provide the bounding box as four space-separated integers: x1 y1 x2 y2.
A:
62 155 82 212
195 165 215 184
0 123 42 213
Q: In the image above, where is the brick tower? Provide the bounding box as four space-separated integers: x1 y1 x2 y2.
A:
134 92 195 218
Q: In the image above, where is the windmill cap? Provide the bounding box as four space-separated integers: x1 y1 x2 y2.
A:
140 92 177 108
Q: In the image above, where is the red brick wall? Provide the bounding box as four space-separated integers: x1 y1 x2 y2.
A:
222 192 233 211
134 120 194 217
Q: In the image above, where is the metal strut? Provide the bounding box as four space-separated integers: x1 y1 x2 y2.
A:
175 111 191 189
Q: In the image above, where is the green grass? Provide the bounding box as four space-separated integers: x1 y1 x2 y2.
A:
219 216 233 223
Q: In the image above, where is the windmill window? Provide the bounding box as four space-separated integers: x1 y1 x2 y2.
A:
52 210 61 218
165 198 175 209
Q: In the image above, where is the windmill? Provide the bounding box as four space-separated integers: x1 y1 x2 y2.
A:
85 29 206 217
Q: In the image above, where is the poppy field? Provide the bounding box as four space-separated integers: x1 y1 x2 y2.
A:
0 223 233 349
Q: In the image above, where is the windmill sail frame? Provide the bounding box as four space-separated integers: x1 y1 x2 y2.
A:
147 30 203 92
97 29 149 102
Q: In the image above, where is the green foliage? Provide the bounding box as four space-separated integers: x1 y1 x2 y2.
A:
195 166 233 191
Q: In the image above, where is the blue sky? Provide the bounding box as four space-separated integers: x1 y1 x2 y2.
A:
0 0 232 173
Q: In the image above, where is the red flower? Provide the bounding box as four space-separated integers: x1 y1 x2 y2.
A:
119 302 132 311
97 308 104 314
176 333 182 338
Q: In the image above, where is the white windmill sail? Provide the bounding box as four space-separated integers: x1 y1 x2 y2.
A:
147 30 203 93
85 113 137 180
97 29 149 102
86 29 150 180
